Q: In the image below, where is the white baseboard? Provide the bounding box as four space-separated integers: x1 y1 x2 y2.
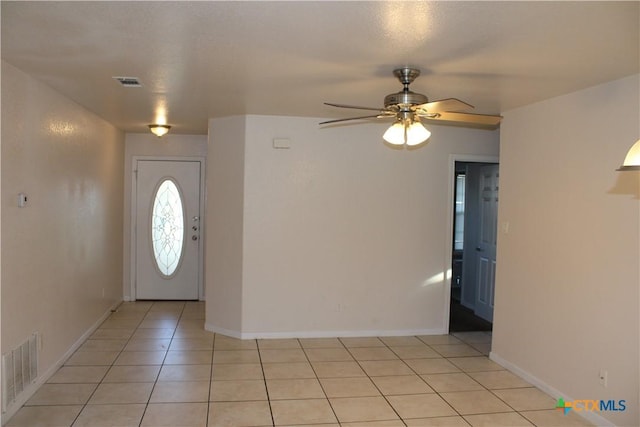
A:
490 351 616 427
1 300 122 426
204 323 242 339
204 323 446 340
123 296 204 302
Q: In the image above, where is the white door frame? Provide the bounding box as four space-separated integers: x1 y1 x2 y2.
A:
130 156 206 301
443 154 499 332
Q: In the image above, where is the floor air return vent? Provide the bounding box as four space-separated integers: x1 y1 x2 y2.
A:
2 333 39 413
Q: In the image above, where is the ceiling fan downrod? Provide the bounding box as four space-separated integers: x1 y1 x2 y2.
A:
394 67 421 90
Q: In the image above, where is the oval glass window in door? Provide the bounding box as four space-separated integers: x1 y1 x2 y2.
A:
151 178 185 277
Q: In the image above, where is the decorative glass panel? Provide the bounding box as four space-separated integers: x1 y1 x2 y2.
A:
151 179 184 276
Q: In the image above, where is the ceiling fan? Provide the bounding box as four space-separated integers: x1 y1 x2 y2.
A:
320 67 502 147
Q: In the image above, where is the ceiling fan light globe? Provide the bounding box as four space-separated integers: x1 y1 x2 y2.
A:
618 139 640 171
383 122 406 145
406 122 431 146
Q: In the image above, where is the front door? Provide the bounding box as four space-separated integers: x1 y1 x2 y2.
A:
474 164 499 322
135 160 202 300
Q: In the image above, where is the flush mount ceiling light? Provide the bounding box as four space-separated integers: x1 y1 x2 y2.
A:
148 124 171 137
617 139 640 171
320 67 501 148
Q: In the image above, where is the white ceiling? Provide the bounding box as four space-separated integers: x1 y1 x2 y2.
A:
2 1 638 135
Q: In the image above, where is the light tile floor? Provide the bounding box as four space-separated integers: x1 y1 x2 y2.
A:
7 301 593 426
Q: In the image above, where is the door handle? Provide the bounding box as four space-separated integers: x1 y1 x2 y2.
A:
475 247 483 252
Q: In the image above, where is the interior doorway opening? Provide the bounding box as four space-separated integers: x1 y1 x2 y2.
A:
449 161 498 332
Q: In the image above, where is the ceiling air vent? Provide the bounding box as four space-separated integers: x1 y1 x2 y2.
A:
112 76 142 87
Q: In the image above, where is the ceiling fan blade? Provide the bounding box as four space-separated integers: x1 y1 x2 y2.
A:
319 114 394 125
422 111 502 129
415 98 474 114
324 102 389 113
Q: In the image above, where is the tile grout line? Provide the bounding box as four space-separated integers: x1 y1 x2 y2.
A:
339 337 410 426
424 337 496 423
387 337 461 424
427 333 547 425
71 301 151 427
136 301 180 427
299 338 342 426
205 319 217 427
11 307 567 427
255 339 277 427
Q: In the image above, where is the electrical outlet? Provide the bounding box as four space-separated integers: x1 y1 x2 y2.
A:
599 369 608 387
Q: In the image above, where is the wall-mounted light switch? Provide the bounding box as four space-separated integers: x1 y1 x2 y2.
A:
599 369 608 387
18 193 28 208
501 221 510 234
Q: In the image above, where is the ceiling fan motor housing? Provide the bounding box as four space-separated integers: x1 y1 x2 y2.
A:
384 91 428 110
385 67 428 110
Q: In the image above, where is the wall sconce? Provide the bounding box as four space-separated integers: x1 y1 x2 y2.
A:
148 124 171 137
617 139 640 171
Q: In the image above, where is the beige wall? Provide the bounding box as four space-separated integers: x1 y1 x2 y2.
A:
205 116 246 334
493 74 639 426
206 114 499 337
1 61 125 413
122 133 207 300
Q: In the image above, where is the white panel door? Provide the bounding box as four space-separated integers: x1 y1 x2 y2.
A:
474 164 499 322
135 160 202 300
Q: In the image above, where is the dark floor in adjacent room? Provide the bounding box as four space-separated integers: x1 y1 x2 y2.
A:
449 300 493 333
